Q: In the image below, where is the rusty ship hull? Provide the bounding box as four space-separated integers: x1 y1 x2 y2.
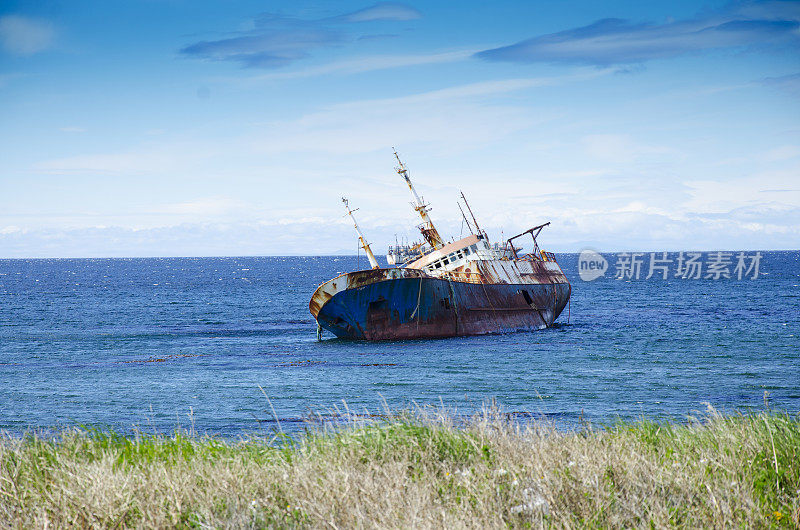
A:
310 260 570 341
310 152 571 341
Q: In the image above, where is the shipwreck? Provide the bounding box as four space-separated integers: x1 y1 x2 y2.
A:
309 151 571 340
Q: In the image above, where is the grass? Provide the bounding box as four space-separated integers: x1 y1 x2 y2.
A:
1 405 798 528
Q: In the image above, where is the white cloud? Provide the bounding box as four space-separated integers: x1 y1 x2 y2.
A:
4 197 798 258
31 69 608 180
241 49 476 82
476 5 800 66
0 15 54 56
252 71 607 155
763 145 800 162
582 134 675 163
344 70 606 106
683 165 800 212
14 62 799 256
33 140 223 175
340 2 421 23
156 197 251 216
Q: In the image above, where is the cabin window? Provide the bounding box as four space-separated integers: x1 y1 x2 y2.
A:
434 261 442 269
456 251 463 259
442 258 449 265
449 253 456 262
470 244 478 253
464 247 470 256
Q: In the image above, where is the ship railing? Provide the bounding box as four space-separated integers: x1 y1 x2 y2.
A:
541 251 557 262
440 270 484 284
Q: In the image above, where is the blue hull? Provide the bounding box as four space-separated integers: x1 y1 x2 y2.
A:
315 275 570 340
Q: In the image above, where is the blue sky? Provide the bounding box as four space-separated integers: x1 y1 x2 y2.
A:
1 0 798 257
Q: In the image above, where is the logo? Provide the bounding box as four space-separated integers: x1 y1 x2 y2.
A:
578 249 608 281
576 250 761 281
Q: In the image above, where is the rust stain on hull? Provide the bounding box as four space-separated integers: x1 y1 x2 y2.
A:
310 260 570 341
310 154 572 341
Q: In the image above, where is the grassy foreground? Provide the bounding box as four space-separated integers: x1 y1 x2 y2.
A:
1 407 798 529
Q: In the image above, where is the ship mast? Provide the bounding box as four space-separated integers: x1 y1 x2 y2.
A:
342 197 379 270
460 190 486 240
393 149 445 250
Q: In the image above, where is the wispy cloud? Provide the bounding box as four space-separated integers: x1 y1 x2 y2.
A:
156 197 250 217
243 49 475 82
476 2 800 66
33 139 223 175
683 164 800 213
763 145 800 162
181 2 421 69
582 134 676 163
250 71 606 155
0 15 54 56
336 2 421 23
761 72 800 94
181 29 342 69
32 70 606 180
330 69 609 108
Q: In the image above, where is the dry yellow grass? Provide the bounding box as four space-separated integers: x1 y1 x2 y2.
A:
1 405 798 528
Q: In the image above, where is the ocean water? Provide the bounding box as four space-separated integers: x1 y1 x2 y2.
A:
1 252 798 436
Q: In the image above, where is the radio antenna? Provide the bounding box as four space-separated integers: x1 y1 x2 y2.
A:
460 190 483 237
458 201 474 234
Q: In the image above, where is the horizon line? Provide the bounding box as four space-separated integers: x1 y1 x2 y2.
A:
0 249 795 260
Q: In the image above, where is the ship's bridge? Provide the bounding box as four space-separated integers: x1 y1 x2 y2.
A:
405 234 499 274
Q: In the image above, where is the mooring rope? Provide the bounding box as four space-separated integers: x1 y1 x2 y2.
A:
446 277 460 335
478 273 502 329
409 273 423 321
